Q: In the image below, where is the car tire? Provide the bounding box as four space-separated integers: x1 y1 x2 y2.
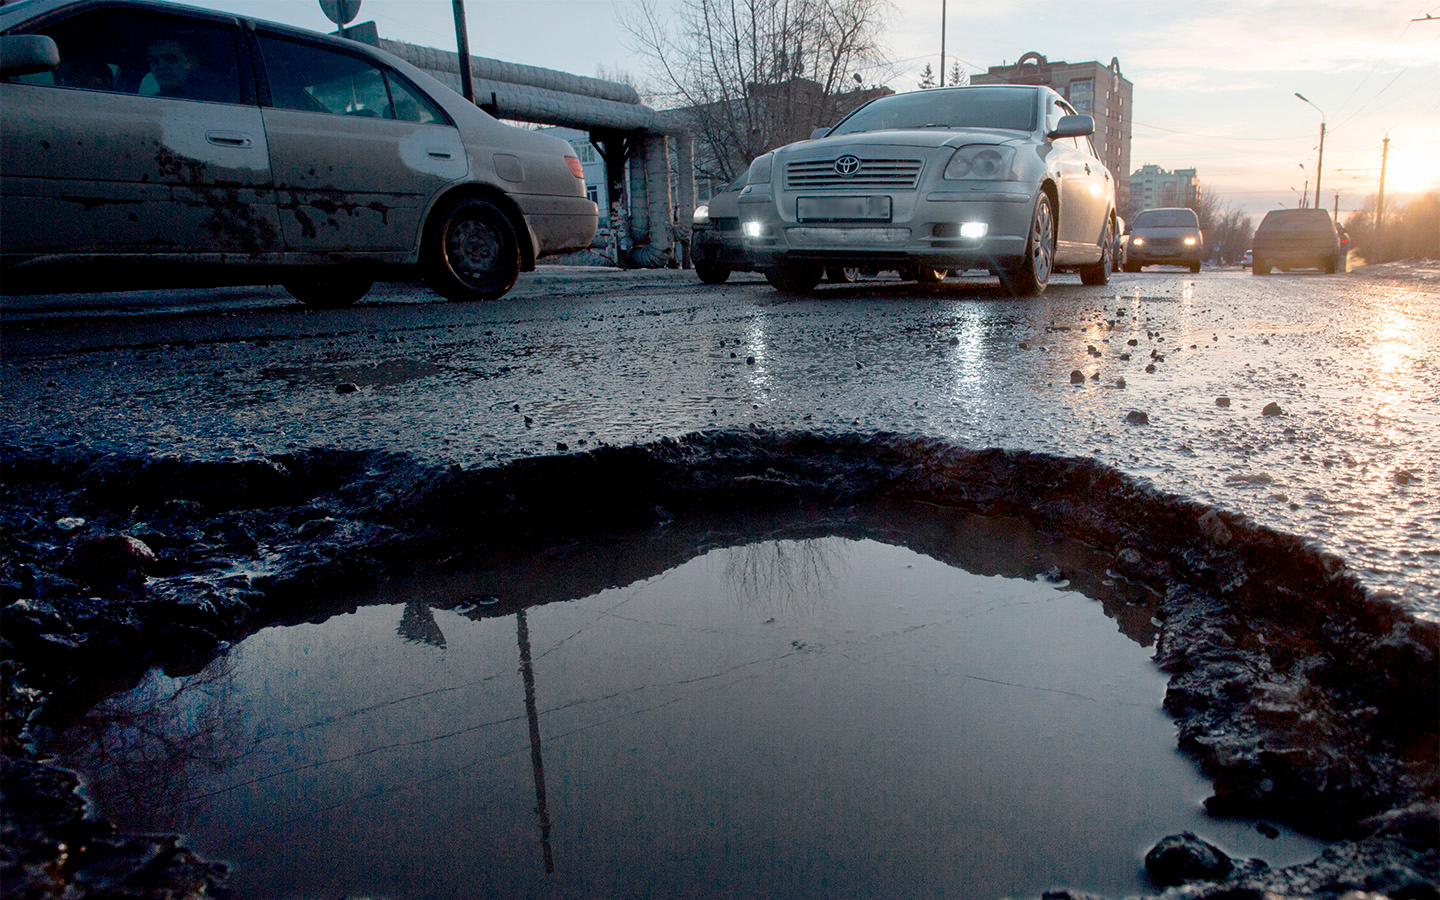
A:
283 275 373 308
423 196 522 302
1252 257 1271 275
1189 261 1201 274
826 266 860 283
764 263 823 294
1079 220 1113 286
999 192 1054 296
695 261 732 284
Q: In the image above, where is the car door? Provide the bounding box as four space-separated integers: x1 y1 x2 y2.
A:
0 7 279 260
1045 98 1108 251
253 31 468 257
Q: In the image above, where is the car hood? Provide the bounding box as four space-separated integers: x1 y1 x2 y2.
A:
781 128 1024 156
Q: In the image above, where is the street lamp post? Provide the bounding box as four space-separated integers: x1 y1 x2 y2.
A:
1295 92 1325 211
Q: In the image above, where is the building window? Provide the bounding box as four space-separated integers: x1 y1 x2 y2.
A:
570 141 598 164
1066 79 1094 113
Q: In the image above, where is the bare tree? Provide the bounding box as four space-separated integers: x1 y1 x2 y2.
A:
621 0 895 183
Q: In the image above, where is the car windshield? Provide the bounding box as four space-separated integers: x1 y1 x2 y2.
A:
827 87 1036 136
1134 210 1197 227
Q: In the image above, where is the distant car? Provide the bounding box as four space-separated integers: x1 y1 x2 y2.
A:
691 174 753 284
1240 249 1253 267
0 0 597 306
1124 207 1203 273
1251 209 1344 275
736 84 1117 295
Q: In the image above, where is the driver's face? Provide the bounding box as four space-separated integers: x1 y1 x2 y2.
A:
146 40 196 93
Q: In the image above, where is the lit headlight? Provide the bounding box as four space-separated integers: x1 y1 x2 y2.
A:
1183 236 1198 246
747 153 774 186
1131 237 1145 246
960 222 988 239
693 203 710 226
944 145 1016 180
743 221 764 238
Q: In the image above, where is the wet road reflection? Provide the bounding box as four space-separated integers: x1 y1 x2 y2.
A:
51 523 1326 900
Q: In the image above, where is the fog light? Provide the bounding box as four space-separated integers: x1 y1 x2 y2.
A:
743 221 763 238
960 221 988 239
1183 236 1198 246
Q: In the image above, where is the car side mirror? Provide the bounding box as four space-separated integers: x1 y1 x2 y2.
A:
0 35 60 78
810 127 831 140
1047 114 1094 140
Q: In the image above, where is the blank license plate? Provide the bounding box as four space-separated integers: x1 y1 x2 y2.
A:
797 195 892 222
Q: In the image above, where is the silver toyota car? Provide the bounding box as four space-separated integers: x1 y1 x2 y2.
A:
0 0 597 306
737 84 1116 295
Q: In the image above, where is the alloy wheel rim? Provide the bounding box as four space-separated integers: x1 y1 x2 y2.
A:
1032 199 1054 283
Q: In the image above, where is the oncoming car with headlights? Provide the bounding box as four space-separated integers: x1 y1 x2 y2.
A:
735 85 1116 295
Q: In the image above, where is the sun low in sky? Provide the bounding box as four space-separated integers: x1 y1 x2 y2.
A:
179 0 1440 216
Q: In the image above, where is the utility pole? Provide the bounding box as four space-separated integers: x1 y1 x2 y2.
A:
939 0 947 87
1295 93 1326 210
452 0 475 103
1376 136 1390 261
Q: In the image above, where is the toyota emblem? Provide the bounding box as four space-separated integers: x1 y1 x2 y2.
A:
834 155 861 176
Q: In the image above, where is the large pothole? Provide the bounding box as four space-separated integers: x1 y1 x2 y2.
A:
2 432 1436 899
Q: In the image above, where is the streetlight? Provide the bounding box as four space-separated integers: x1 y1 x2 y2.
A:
1295 92 1326 210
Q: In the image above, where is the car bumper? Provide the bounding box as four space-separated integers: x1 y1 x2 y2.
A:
1127 248 1201 265
737 186 1033 270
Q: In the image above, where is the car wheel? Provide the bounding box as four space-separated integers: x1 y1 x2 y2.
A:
695 261 732 284
999 192 1054 296
826 266 860 283
764 263 823 294
423 196 521 302
1079 220 1113 286
1189 261 1201 274
283 275 373 308
1252 257 1271 275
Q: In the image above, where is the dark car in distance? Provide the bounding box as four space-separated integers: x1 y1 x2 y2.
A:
1251 209 1345 275
691 174 753 284
1124 207 1203 273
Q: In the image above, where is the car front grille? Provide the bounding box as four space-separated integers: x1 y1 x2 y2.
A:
785 158 923 190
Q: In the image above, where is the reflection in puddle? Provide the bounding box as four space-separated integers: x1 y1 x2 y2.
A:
52 537 1325 900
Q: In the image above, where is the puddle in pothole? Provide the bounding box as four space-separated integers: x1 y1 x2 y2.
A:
49 517 1327 900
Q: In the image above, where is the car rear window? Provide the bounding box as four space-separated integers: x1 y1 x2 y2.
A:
1133 209 1198 227
829 87 1037 136
1258 211 1335 233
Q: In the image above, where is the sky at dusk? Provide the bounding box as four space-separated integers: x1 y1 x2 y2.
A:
174 0 1440 217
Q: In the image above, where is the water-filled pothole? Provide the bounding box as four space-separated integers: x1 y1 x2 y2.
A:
48 509 1326 900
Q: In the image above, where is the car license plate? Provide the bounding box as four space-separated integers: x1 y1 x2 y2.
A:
797 196 892 222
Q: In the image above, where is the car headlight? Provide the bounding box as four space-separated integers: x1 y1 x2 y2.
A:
693 203 710 226
1131 236 1145 246
1183 236 1198 246
747 153 774 186
743 221 764 238
943 145 1016 180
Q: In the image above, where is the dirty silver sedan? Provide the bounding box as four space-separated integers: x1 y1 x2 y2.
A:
0 0 597 306
737 84 1116 295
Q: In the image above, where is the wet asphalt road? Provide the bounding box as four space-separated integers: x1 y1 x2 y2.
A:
3 265 1436 618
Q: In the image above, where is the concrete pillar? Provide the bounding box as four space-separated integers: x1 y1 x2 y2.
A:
629 133 674 268
675 134 695 269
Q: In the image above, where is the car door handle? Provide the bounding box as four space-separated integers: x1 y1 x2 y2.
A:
1084 164 1092 174
206 131 253 148
428 150 454 159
